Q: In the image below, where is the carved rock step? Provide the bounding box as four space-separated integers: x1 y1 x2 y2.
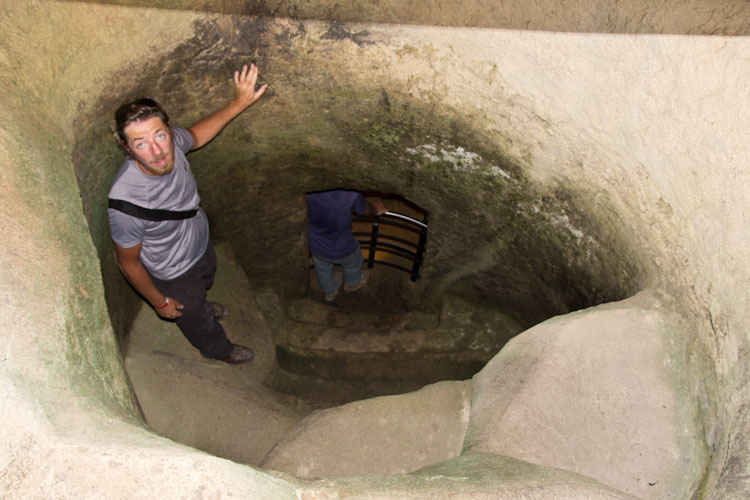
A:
287 297 439 331
273 368 427 406
283 294 523 354
276 344 492 384
281 321 489 354
267 291 522 402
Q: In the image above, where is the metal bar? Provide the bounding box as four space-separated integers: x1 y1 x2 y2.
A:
367 216 379 269
359 245 419 263
358 240 418 259
382 211 428 228
411 214 429 281
377 220 426 233
351 210 429 281
354 232 419 249
354 212 426 227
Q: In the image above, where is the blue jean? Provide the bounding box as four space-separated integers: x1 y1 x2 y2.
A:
312 246 363 295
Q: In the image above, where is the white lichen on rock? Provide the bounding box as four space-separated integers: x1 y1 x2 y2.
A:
405 143 512 180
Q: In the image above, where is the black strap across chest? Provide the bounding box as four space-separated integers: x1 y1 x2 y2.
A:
108 198 198 221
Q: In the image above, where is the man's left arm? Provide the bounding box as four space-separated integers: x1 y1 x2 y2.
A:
188 63 268 150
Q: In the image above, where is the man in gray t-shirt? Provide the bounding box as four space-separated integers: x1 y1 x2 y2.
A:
108 63 267 365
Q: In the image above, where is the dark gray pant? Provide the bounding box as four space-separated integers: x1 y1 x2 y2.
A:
150 241 233 358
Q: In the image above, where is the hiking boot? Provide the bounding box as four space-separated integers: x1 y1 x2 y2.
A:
344 269 369 293
218 344 254 365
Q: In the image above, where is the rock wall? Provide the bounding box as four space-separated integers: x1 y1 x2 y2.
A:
1 0 749 498
69 0 750 34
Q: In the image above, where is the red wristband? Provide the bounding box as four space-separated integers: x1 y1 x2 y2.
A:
155 297 170 310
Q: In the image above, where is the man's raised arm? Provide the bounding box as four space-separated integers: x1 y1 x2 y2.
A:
188 63 268 150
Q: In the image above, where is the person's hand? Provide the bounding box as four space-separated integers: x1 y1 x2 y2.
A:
154 297 184 320
233 63 268 110
372 199 387 215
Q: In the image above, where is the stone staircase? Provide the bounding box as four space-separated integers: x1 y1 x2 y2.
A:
273 298 489 404
262 266 524 405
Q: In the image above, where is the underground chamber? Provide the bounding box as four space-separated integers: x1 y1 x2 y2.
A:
57 11 716 499
5 1 747 497
74 73 644 471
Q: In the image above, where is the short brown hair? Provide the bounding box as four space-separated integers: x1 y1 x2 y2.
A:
113 98 171 147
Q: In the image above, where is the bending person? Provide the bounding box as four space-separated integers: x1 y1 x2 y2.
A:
306 189 386 302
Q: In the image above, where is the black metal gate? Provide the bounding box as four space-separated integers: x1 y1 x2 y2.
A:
353 211 428 282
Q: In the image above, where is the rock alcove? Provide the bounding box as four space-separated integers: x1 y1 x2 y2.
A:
3 1 750 499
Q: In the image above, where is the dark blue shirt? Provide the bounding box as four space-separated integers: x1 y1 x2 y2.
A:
306 190 367 259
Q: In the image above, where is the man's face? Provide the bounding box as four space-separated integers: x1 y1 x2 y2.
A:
123 116 175 176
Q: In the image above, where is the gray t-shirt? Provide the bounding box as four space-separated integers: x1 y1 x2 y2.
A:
107 127 209 280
